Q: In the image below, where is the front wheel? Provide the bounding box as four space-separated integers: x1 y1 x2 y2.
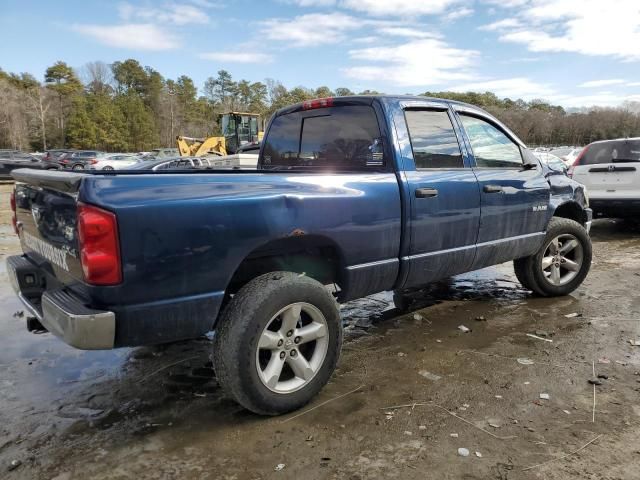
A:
514 217 592 297
102 166 114 171
72 164 84 170
213 272 342 415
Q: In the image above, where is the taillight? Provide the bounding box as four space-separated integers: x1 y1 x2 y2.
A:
568 145 589 178
61 158 69 164
10 190 18 234
90 159 98 164
77 203 122 285
302 97 334 110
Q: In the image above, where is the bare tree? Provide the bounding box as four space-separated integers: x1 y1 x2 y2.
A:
82 61 113 94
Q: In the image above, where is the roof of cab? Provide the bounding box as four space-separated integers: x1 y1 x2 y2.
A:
274 94 487 117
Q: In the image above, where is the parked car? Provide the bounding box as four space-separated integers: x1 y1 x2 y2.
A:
569 137 640 218
60 150 107 170
533 151 568 175
8 95 593 415
146 148 179 159
550 147 583 167
129 157 204 171
40 149 74 170
89 154 141 171
0 150 44 179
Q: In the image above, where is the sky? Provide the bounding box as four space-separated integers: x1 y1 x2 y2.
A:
2 0 640 108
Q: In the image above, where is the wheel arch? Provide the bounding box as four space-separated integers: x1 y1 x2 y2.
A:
225 234 346 299
549 201 588 227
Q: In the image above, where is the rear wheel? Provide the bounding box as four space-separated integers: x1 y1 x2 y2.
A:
213 272 342 415
102 166 114 171
72 164 84 170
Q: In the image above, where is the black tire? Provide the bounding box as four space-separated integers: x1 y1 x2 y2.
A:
72 164 84 170
513 257 544 295
392 290 413 312
102 166 114 171
213 271 342 415
522 217 592 297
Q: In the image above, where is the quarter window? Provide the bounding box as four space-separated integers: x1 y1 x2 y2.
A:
459 114 523 168
405 110 463 169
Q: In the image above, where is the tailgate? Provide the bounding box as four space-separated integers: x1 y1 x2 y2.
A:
574 162 640 197
12 169 85 284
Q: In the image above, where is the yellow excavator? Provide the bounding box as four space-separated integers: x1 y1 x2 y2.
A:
176 112 264 157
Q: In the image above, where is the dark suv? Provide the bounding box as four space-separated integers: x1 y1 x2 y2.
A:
61 151 106 170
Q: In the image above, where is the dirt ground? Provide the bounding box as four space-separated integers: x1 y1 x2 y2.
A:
0 183 639 480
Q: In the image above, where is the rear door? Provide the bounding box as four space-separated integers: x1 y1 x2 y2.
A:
454 108 550 268
571 139 640 208
399 107 481 288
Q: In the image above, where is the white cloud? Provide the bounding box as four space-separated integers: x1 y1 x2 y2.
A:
479 18 522 31
345 38 478 87
72 23 180 50
287 0 462 16
485 0 640 61
579 79 627 88
118 2 209 25
285 0 337 5
443 7 474 21
376 27 438 38
342 0 461 16
260 13 360 46
626 82 640 87
449 77 556 100
198 52 274 63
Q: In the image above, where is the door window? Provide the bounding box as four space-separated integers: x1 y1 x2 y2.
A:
405 110 463 169
459 114 523 168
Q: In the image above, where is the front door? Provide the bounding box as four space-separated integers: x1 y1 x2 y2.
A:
401 108 481 288
454 111 550 269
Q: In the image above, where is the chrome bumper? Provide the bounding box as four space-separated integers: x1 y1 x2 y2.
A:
7 256 116 350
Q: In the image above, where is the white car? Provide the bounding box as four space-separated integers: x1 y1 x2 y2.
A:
90 154 141 171
570 138 640 218
550 147 583 167
532 151 568 174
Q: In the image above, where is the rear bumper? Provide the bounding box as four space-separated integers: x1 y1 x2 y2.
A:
590 198 640 218
7 255 224 349
7 255 116 350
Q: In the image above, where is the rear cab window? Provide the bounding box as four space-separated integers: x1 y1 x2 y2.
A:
261 105 385 171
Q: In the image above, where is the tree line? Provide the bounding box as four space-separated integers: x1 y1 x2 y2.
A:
1 59 640 152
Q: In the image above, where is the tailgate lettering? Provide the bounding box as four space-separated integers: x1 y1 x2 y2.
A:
23 231 69 271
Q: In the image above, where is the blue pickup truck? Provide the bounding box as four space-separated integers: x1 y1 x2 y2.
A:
8 96 592 414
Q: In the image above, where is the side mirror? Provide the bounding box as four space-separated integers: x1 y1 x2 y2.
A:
521 148 540 171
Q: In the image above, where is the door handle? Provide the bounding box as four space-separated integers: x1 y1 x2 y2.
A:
415 187 438 198
483 185 503 193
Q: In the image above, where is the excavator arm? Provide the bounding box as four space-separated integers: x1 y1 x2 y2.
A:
176 136 227 157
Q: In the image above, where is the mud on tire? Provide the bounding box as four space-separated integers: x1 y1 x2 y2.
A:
213 272 342 415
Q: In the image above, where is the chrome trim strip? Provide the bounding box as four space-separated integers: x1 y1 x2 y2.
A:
475 231 544 249
346 258 399 271
401 232 544 262
401 243 474 262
